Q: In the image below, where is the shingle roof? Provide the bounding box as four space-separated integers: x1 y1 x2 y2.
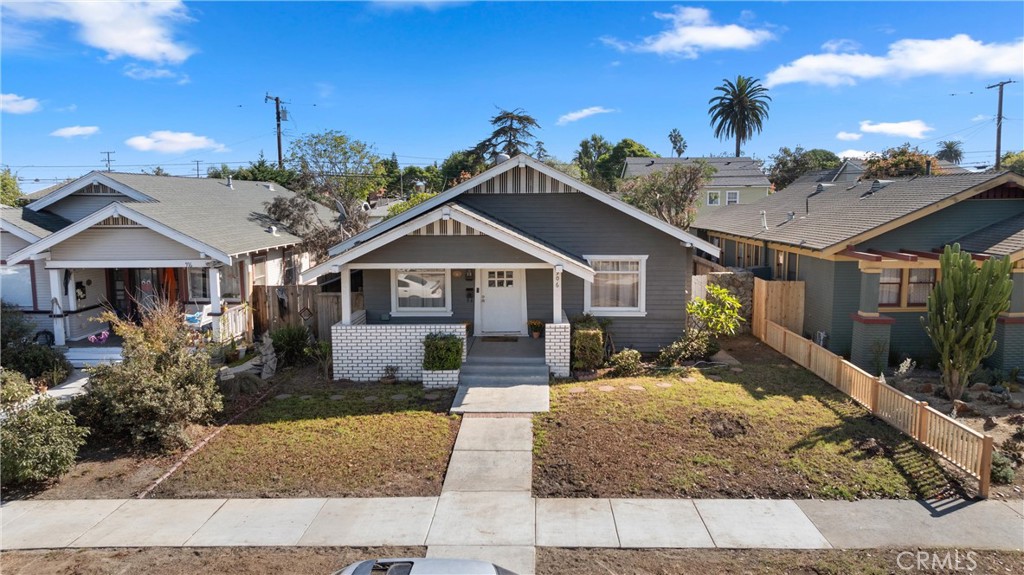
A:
623 157 770 188
952 213 1024 257
692 172 1016 252
0 206 71 239
452 200 589 266
34 172 337 256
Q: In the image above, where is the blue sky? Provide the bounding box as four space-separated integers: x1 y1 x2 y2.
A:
2 1 1022 193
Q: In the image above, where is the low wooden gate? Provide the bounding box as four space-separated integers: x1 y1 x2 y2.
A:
752 277 805 338
250 286 349 340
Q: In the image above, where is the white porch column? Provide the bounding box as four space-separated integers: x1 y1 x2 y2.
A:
340 265 352 325
552 265 563 323
48 268 66 346
66 271 78 313
208 266 222 340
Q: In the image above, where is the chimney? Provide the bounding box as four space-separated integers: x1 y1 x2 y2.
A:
925 160 932 175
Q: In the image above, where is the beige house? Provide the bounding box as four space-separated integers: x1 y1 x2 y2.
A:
623 156 772 214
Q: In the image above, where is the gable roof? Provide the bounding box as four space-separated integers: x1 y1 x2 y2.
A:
622 157 770 188
324 154 718 259
23 171 335 257
692 171 1023 254
0 206 71 242
952 212 1024 259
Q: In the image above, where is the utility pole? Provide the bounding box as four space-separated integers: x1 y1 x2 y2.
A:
194 160 202 178
986 79 1016 170
101 151 115 171
265 93 285 169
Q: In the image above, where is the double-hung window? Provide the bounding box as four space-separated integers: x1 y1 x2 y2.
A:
221 264 242 300
726 191 740 205
0 264 34 308
188 267 209 300
706 191 721 207
584 256 647 316
907 269 937 306
879 269 902 307
392 269 451 316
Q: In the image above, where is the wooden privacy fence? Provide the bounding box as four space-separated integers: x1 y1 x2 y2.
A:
250 286 355 341
761 319 994 497
752 278 804 337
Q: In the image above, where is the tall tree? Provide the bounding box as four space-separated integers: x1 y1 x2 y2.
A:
473 108 540 161
768 146 841 190
378 152 402 195
619 162 713 229
1001 151 1024 176
207 152 297 189
596 138 658 192
935 140 964 165
668 129 687 157
142 166 170 176
440 150 487 188
864 144 941 179
708 75 772 158
286 130 383 211
574 134 612 189
533 140 548 161
923 244 1012 412
1 167 23 206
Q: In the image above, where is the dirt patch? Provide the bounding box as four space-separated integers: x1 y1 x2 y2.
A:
538 548 1024 575
0 547 423 575
691 410 749 439
717 333 787 364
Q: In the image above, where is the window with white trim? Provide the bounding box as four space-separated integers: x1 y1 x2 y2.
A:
392 269 451 315
188 268 209 300
252 256 267 286
907 269 936 306
726 191 739 205
584 256 647 316
0 264 34 308
221 264 241 300
706 191 721 206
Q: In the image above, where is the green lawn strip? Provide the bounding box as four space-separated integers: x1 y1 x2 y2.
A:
156 384 459 498
534 366 956 500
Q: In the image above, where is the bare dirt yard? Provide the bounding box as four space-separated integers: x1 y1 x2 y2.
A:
4 547 1021 575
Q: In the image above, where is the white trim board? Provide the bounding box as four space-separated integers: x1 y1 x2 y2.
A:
27 171 156 212
6 202 231 265
0 220 42 243
325 154 720 259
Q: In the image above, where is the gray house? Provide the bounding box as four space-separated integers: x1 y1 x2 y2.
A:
690 171 1024 372
2 172 330 362
302 154 719 381
623 156 771 213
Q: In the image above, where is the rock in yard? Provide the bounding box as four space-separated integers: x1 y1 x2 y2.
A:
597 385 615 392
918 383 934 394
390 393 408 401
983 417 998 431
627 385 645 391
274 393 292 400
970 383 990 393
568 387 587 394
953 399 974 416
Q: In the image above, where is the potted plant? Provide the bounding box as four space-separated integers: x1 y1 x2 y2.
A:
528 319 544 339
380 365 399 384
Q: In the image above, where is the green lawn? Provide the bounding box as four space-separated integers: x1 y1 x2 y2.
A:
533 364 959 500
156 380 459 498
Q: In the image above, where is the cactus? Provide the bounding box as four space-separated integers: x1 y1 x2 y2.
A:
922 244 1013 414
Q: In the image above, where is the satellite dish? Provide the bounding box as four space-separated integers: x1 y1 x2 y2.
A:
335 199 348 221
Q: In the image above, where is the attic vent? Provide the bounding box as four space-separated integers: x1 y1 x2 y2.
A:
266 183 275 192
815 183 835 193
870 179 892 193
784 211 796 223
227 175 234 190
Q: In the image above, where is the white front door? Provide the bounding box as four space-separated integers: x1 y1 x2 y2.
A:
480 269 525 334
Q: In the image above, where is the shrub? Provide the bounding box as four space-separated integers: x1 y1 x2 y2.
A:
1 369 88 485
423 333 462 370
270 325 311 368
1 342 72 388
609 348 643 377
305 340 332 379
687 284 744 338
657 328 719 366
571 328 603 371
1 301 33 349
991 451 1015 485
72 301 221 452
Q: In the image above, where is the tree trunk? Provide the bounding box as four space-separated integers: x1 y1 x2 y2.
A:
735 136 741 158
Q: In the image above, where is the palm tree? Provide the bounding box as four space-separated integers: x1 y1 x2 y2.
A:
936 140 964 164
708 76 772 158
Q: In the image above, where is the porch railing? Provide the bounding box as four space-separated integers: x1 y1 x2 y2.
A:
218 305 249 343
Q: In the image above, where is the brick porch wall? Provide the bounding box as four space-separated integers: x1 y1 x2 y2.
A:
331 323 467 383
545 322 570 377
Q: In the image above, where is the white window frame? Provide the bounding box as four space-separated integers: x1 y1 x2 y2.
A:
390 268 453 317
706 190 721 206
0 263 35 309
583 255 647 317
187 267 210 301
726 190 740 205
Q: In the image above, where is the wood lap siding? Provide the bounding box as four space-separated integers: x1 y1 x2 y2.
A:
46 194 133 222
351 235 545 265
860 199 1024 252
48 228 203 261
468 166 579 195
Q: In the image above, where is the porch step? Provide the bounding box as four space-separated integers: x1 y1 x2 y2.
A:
462 355 546 366
65 347 123 368
459 362 550 387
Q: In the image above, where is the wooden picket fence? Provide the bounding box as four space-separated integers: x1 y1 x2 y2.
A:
250 286 357 341
759 319 994 497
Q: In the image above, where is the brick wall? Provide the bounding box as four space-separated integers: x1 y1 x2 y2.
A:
331 322 467 382
422 369 459 389
545 322 570 377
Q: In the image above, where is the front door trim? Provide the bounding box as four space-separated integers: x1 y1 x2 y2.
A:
474 267 528 336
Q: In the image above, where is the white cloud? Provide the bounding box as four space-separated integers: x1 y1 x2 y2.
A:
836 131 862 141
50 125 99 138
859 120 933 139
4 1 194 64
125 131 226 153
57 104 78 113
601 6 774 58
556 106 616 126
971 114 990 122
369 1 468 12
821 38 860 53
122 64 191 84
766 34 1023 87
1 93 41 114
838 149 871 159
315 82 335 99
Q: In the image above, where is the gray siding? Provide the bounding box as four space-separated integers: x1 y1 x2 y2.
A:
1011 275 1024 314
1 231 31 259
352 235 543 265
887 312 936 366
831 262 861 357
796 256 835 345
1 232 50 311
459 193 691 351
861 199 1024 252
362 269 474 325
991 323 1023 371
49 228 203 261
526 268 554 323
47 194 132 222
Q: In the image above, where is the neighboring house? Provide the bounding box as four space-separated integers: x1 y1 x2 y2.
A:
787 158 971 190
1 172 332 347
623 157 771 214
690 171 1024 372
301 154 719 381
